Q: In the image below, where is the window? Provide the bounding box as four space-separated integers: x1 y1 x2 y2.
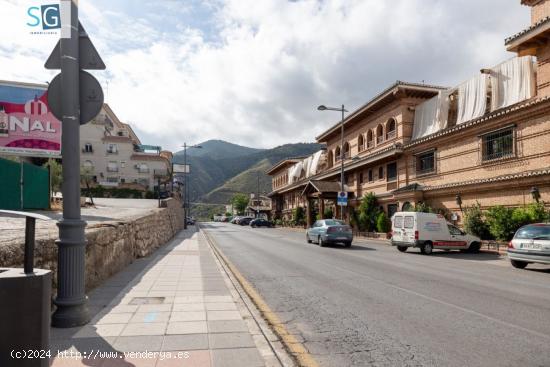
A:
387 162 397 182
138 163 149 173
107 161 118 172
404 216 414 229
83 143 93 153
120 178 126 183
376 124 384 144
106 177 118 183
121 161 126 168
343 142 350 159
386 118 397 140
416 151 436 174
368 169 373 182
335 146 341 162
378 167 384 180
367 130 374 148
327 150 333 168
359 172 364 184
358 135 365 151
448 225 463 236
482 128 514 161
394 216 403 228
107 144 118 154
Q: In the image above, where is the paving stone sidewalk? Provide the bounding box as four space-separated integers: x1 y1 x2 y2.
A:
49 228 271 367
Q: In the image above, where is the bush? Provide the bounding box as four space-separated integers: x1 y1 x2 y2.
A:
525 202 550 223
376 212 391 233
357 192 379 231
292 206 305 226
145 190 155 199
463 202 492 240
414 202 434 213
323 207 334 219
485 206 517 241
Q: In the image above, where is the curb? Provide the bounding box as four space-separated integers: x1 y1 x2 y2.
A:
201 227 318 367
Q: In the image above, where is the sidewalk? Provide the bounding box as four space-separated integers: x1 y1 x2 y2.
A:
49 228 276 367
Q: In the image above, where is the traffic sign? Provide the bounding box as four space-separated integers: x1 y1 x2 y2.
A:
337 191 348 206
173 164 190 173
47 70 104 124
45 22 106 70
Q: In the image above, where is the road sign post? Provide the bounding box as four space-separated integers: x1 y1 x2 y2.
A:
45 0 105 328
337 191 348 207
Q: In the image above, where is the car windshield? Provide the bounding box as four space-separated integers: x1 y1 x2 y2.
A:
514 225 550 240
324 220 344 226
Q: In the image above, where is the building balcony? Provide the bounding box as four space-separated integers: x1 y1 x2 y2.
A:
82 148 93 154
376 136 384 144
106 167 119 172
386 130 396 140
367 141 374 149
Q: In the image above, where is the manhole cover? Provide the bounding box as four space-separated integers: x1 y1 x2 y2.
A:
128 297 165 305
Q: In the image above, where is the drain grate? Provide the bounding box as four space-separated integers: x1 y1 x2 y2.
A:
128 297 165 305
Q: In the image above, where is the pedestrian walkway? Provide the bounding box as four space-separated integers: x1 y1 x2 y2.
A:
49 228 272 367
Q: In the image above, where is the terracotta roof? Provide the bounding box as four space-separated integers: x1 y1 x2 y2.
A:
301 180 352 196
505 15 550 46
423 168 550 191
405 96 550 148
316 81 447 142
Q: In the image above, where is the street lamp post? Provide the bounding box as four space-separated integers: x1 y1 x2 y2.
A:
318 104 348 221
181 143 202 229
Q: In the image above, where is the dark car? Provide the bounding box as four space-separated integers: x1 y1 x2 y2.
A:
250 219 273 228
239 217 253 226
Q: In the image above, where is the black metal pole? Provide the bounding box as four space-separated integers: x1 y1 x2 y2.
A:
52 0 89 327
24 216 36 274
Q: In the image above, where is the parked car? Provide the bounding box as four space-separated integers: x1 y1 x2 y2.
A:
507 223 550 269
186 217 195 225
250 219 273 228
230 216 241 224
306 219 353 247
238 217 254 226
391 212 481 255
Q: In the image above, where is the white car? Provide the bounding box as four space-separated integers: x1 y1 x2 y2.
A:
391 212 481 255
507 223 550 269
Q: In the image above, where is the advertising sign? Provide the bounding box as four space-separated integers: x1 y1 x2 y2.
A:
173 164 190 174
0 81 61 157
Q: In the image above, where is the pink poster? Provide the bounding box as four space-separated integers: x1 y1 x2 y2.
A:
0 81 61 157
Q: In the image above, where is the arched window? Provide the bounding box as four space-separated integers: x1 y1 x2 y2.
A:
378 166 384 180
327 150 334 168
335 146 341 162
367 130 374 148
376 124 384 144
343 142 350 159
358 134 365 152
386 118 397 140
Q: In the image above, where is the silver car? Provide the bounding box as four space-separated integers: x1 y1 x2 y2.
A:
508 223 550 269
306 219 353 247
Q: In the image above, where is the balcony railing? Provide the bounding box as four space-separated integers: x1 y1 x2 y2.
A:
82 148 93 154
367 141 374 149
386 130 396 140
376 136 384 144
106 167 119 172
106 150 118 155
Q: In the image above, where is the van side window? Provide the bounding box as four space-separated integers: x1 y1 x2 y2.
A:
448 225 462 235
404 216 414 229
394 216 403 229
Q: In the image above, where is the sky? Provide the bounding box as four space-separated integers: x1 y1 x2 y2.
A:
0 0 530 151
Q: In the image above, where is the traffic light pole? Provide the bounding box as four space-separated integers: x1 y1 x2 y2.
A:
51 0 89 327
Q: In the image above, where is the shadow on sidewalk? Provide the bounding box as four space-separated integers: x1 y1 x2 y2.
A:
49 228 198 366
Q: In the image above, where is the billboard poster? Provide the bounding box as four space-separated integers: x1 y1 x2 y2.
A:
0 81 61 157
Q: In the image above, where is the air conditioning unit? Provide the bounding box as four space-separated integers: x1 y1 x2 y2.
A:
134 164 140 169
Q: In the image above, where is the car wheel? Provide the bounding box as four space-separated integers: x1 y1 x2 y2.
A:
318 236 326 247
510 260 528 269
397 246 408 252
344 241 352 248
421 242 433 255
306 233 312 244
466 242 481 253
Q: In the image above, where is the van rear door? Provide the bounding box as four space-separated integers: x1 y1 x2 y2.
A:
402 214 416 243
392 215 404 242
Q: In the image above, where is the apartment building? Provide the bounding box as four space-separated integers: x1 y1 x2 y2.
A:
268 0 550 227
80 104 172 191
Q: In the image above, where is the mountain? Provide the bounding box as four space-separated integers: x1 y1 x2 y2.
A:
172 140 322 219
184 140 264 160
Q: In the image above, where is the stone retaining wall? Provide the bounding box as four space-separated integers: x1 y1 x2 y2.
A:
0 198 185 291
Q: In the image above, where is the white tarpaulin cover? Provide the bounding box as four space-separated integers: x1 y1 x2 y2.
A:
457 74 488 124
308 150 323 177
412 90 451 140
288 161 303 183
490 56 535 111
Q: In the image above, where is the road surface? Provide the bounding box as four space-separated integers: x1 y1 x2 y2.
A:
202 222 550 367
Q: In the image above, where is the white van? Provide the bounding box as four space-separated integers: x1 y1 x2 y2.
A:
391 212 481 255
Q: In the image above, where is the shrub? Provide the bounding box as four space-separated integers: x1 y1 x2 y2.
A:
525 202 549 223
357 192 379 231
414 202 434 213
292 206 305 226
485 206 517 241
323 207 334 219
463 202 492 240
376 212 391 233
145 190 155 199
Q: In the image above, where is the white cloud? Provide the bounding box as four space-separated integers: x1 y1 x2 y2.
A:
0 0 530 151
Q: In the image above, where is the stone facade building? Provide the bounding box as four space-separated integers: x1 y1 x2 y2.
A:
268 0 550 227
80 104 172 192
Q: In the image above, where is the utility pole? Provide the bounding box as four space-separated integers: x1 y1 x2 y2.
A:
183 142 188 229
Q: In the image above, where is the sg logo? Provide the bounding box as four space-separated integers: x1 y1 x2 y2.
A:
27 4 61 30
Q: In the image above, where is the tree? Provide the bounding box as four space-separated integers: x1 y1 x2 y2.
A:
357 192 379 231
46 158 62 194
485 206 516 241
414 202 434 213
231 193 249 215
292 206 305 226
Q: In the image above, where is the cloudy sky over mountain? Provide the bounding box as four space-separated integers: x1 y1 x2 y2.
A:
0 0 529 150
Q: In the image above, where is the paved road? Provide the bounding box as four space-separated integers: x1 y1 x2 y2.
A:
202 222 550 367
